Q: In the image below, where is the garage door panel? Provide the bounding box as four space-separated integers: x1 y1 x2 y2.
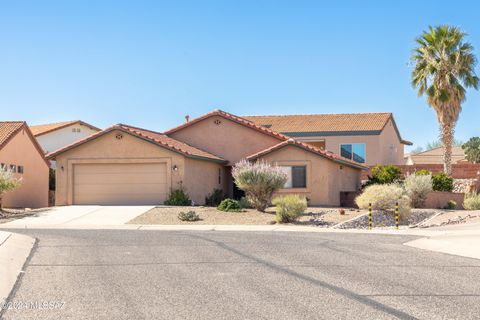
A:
73 163 168 205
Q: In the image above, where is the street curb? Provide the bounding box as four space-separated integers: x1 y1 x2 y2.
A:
0 231 35 305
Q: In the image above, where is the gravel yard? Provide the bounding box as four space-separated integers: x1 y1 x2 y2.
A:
336 209 443 229
128 206 365 226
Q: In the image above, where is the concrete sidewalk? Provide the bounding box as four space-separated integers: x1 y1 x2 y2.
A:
405 222 480 260
0 231 35 305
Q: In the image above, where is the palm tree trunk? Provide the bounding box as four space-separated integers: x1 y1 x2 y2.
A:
440 122 454 175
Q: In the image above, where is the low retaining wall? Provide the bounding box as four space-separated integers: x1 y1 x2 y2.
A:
423 191 465 210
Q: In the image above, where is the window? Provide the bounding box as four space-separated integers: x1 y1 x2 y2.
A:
72 128 81 133
9 164 16 173
307 140 325 150
340 144 366 163
0 163 5 171
280 166 307 188
18 166 24 174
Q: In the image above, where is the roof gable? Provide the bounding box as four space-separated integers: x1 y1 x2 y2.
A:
0 121 50 166
46 124 226 163
30 120 101 137
164 109 289 141
246 138 368 170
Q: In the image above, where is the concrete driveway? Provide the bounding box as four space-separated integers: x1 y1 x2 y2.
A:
2 206 154 228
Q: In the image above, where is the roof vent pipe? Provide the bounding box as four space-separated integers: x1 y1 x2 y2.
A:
185 115 190 122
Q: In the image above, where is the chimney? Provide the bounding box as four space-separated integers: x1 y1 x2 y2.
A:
185 115 190 122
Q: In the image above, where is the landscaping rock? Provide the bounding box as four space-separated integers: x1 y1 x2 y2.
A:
337 209 438 229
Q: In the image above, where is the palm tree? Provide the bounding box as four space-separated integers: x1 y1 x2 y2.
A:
411 25 478 175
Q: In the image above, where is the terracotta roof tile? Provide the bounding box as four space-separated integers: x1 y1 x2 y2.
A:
246 138 368 170
0 121 25 149
243 112 393 133
164 109 290 141
30 120 101 136
47 123 226 163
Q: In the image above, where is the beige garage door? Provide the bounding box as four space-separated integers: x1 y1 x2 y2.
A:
73 163 168 205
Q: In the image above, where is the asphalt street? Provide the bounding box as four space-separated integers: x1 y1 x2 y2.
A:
1 229 479 320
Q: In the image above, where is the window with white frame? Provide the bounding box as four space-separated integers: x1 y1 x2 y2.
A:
340 144 366 163
279 166 307 188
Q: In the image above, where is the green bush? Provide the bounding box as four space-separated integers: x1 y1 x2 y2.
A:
355 183 411 221
444 200 457 210
238 197 252 209
415 169 432 176
164 183 192 206
432 172 454 192
463 193 480 210
367 165 402 185
177 211 200 221
404 174 432 208
0 169 22 211
232 160 287 212
217 198 241 212
205 189 225 207
49 168 56 191
272 194 307 223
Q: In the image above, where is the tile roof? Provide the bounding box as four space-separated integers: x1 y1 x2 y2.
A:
0 121 50 166
30 120 101 136
164 109 290 141
0 121 25 150
243 112 413 145
243 112 393 133
46 123 226 163
246 138 368 170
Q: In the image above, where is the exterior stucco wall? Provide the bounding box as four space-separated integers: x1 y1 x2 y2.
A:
296 119 405 166
183 158 226 205
36 124 99 154
169 116 282 164
1 128 49 208
378 119 404 165
55 130 186 206
256 145 362 206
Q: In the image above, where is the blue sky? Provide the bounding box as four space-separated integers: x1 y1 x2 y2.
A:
1 1 479 151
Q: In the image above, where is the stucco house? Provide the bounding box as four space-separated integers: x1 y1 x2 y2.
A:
30 120 101 154
405 146 466 165
47 110 366 206
0 122 49 208
244 113 412 166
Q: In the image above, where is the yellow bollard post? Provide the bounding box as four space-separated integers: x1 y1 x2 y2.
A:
395 202 399 230
368 203 372 230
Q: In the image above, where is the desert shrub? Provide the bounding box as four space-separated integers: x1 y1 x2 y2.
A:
432 172 454 192
403 173 433 208
217 198 241 212
205 189 225 207
415 169 432 176
463 193 480 210
272 194 307 223
367 165 402 185
164 183 192 206
355 184 411 220
238 196 252 209
0 169 22 210
444 200 457 210
232 160 287 212
177 211 200 221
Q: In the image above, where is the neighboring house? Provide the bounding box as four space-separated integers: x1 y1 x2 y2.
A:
30 120 101 154
47 110 366 206
405 146 466 165
0 122 49 208
243 113 412 166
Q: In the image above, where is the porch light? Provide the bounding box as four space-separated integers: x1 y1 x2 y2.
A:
173 165 178 172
